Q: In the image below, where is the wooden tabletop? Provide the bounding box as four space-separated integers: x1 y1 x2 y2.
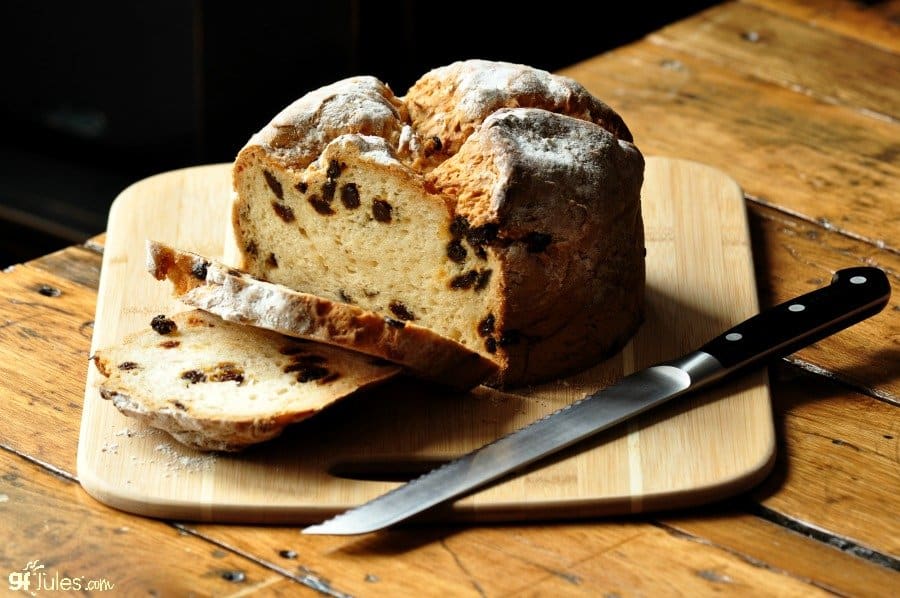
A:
2 1 897 595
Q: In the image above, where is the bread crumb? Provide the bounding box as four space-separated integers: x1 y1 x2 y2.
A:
154 442 216 473
101 442 119 454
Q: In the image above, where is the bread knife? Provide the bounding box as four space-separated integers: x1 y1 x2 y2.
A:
303 267 890 535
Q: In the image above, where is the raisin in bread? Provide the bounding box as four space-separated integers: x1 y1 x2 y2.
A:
147 240 497 390
232 59 645 387
91 310 400 451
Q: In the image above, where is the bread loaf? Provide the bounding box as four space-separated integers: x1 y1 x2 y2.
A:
231 60 645 386
91 310 401 451
147 240 497 390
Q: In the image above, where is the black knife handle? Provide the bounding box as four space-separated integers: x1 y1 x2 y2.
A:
699 267 890 372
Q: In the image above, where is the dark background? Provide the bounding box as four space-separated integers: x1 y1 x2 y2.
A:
0 1 719 267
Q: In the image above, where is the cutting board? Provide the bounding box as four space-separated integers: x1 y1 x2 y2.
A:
77 157 775 523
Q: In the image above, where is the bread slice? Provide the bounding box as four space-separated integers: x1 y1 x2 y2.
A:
147 241 497 390
91 310 401 451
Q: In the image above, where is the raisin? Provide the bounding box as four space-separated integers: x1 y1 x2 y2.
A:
151 315 177 335
210 363 244 384
318 372 341 384
263 170 283 200
293 365 330 383
191 259 209 280
450 271 478 290
322 179 337 202
466 223 499 246
340 183 360 209
499 330 521 346
308 194 334 215
478 314 495 337
295 181 308 193
384 316 406 329
266 253 279 268
450 216 470 238
117 361 139 371
245 240 259 256
474 245 488 260
181 369 206 384
159 340 181 349
525 232 552 253
326 159 343 180
484 337 497 354
272 201 296 223
475 269 492 291
389 301 416 321
424 135 443 157
372 199 393 223
446 239 467 263
283 355 327 369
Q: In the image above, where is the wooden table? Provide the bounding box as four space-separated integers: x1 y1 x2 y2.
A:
2 1 897 595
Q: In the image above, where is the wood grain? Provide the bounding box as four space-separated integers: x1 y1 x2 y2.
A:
743 0 900 54
747 204 900 401
77 158 773 522
753 364 900 558
0 448 306 596
649 2 900 120
663 510 900 598
559 41 900 252
183 519 841 597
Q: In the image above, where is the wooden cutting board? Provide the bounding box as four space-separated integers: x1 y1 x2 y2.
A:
77 157 775 523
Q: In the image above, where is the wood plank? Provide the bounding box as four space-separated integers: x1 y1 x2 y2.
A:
184 519 838 597
747 204 900 402
663 510 900 597
559 40 900 252
0 264 98 473
751 363 900 559
28 245 102 290
743 0 900 54
649 2 900 120
0 449 304 596
514 525 831 596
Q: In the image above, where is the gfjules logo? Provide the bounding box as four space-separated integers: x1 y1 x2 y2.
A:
8 560 115 595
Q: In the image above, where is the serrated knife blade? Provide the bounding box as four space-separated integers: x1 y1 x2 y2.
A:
303 267 890 535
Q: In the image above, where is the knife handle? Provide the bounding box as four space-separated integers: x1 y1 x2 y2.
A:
699 267 890 373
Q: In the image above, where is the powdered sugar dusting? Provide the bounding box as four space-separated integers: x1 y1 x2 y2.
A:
446 60 574 120
248 76 405 169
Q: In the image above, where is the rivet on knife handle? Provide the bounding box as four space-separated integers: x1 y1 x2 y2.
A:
303 267 890 535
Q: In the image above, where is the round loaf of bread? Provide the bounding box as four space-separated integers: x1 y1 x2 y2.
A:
232 59 645 387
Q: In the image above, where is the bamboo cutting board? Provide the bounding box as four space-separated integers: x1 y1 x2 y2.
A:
77 157 775 523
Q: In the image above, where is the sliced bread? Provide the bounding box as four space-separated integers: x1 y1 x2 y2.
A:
91 310 401 451
147 240 498 390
